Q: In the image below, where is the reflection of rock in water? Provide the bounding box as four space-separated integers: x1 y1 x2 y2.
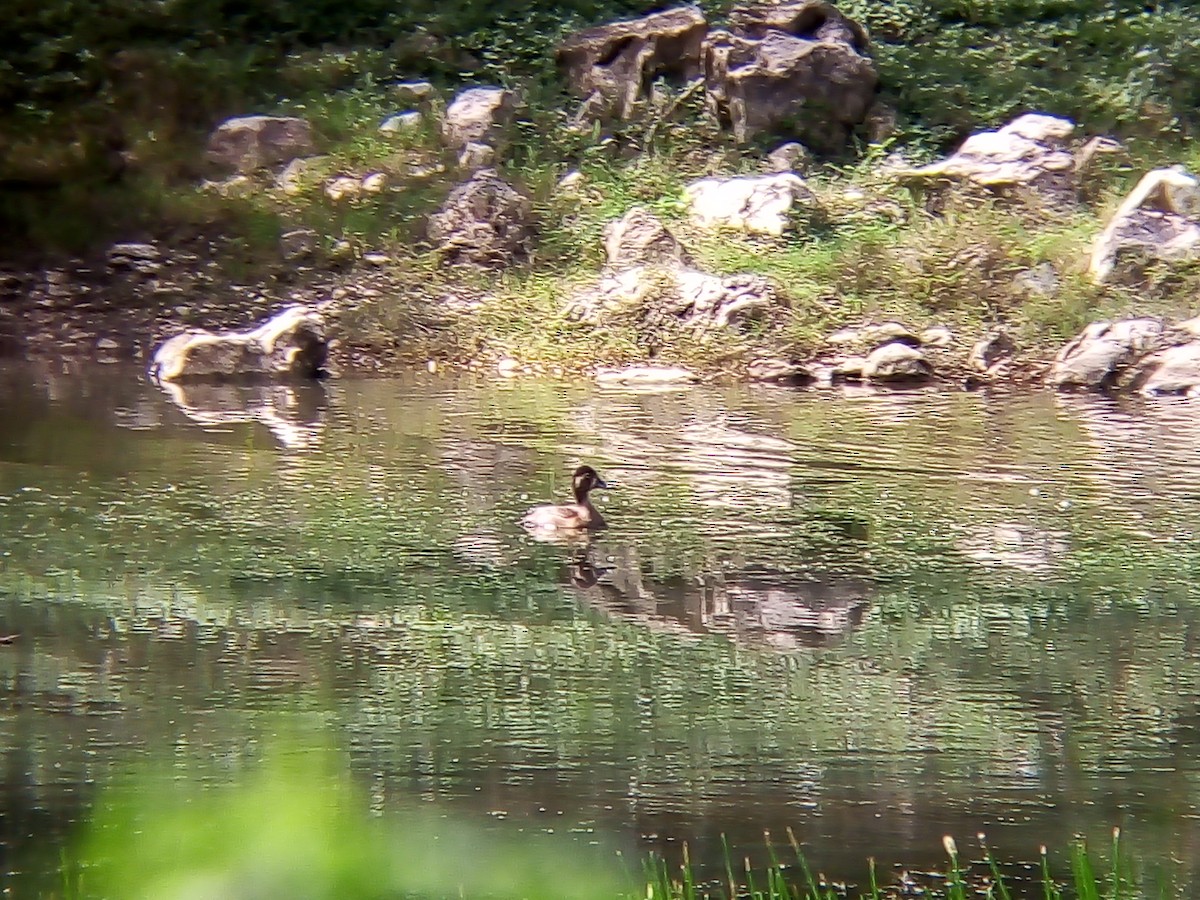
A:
568 545 871 650
955 523 1069 574
160 381 327 450
1056 394 1200 531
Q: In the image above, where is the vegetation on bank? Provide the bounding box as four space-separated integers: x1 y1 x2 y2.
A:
46 741 1166 899
4 1 1200 370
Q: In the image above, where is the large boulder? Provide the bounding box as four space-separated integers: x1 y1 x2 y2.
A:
151 306 328 383
427 169 534 267
557 7 708 122
901 113 1077 207
442 87 514 151
703 1 878 150
1089 167 1200 283
1134 339 1200 397
861 342 932 382
1047 318 1165 390
684 173 812 236
206 116 314 173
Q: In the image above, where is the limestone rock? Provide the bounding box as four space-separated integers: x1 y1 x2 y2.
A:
457 142 496 171
442 87 513 151
969 330 1016 374
275 156 326 195
279 229 318 261
1089 167 1200 283
1047 318 1165 390
595 365 699 386
380 112 422 134
1135 340 1200 397
703 1 877 150
861 341 932 382
919 325 954 348
827 321 919 350
902 113 1077 207
151 306 328 383
391 81 435 105
1013 262 1061 298
764 142 810 174
684 173 812 236
747 358 814 384
107 242 162 274
603 207 691 269
557 7 708 122
427 169 533 267
206 116 314 173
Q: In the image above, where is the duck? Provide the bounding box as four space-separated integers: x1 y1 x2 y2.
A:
522 465 609 532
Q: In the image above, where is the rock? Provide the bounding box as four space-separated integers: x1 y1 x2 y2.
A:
703 1 878 150
275 156 325 195
442 87 513 151
391 81 435 105
427 169 533 267
107 242 161 274
1047 318 1165 390
827 321 919 349
557 170 585 191
279 229 318 261
861 341 932 382
457 141 496 171
831 356 866 380
676 269 777 330
379 112 423 134
764 142 810 174
969 330 1016 374
919 325 954 348
557 7 708 122
603 207 691 269
595 365 699 386
361 172 387 193
683 173 812 236
1013 262 1061 298
324 175 362 201
1089 167 1200 283
864 102 897 144
901 113 1078 207
747 358 814 384
1135 340 1200 397
206 115 314 173
151 306 328 383
362 252 391 266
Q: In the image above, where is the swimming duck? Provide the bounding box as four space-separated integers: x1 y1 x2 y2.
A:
522 465 609 532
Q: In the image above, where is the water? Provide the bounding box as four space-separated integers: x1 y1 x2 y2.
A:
3 363 1200 893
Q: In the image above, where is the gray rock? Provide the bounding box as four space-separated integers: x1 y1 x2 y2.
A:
107 242 162 274
1047 318 1165 390
704 2 878 150
603 207 691 269
379 112 423 134
274 156 326 195
279 229 318 261
427 169 533 267
764 142 811 174
557 7 708 122
919 325 954 348
457 141 496 171
827 321 919 350
595 365 699 386
861 341 932 382
969 330 1016 374
391 81 435 105
442 87 513 151
1089 167 1200 283
1136 340 1200 397
1013 262 1061 298
746 358 814 384
151 306 328 382
684 173 812 236
207 115 314 173
901 113 1078 208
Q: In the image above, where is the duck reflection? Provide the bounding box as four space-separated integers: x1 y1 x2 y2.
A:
565 545 871 650
159 381 328 450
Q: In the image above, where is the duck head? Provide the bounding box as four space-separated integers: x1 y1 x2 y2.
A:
572 465 608 503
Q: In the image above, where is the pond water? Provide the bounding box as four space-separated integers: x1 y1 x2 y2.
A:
2 363 1200 894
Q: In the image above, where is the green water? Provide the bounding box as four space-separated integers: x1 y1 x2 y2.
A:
2 364 1200 893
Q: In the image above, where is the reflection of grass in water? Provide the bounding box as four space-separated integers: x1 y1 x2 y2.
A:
68 737 1148 899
